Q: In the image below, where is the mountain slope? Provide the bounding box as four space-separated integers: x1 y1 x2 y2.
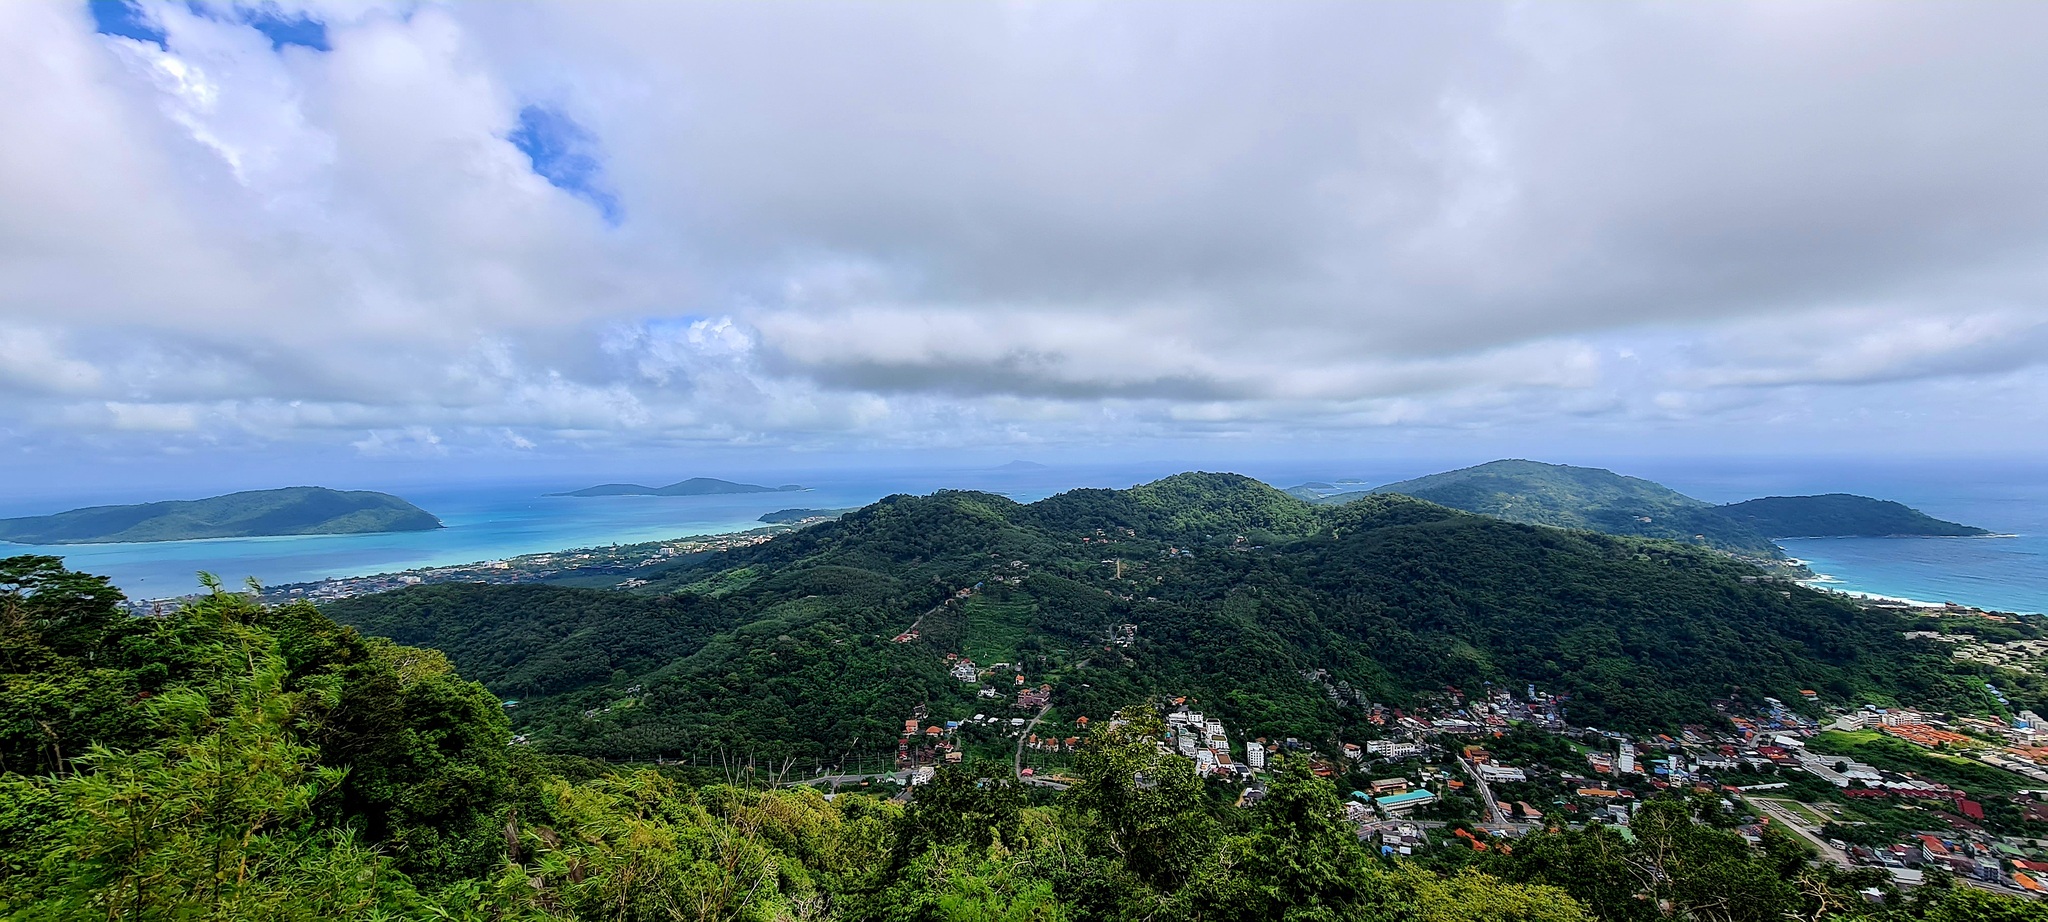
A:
323 473 2007 763
1719 494 1991 538
553 477 803 497
1363 460 1782 556
0 487 441 544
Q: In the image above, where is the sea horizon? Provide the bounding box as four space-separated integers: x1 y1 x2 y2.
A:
4 456 2044 614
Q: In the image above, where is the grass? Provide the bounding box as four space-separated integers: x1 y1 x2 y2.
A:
965 597 1036 665
1756 797 1830 827
1808 729 2029 795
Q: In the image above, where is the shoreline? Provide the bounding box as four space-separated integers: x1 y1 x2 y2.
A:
1777 535 2047 616
1792 565 2043 616
1771 533 2020 541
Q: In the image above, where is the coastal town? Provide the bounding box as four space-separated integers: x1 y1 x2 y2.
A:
236 518 834 607
843 598 2048 900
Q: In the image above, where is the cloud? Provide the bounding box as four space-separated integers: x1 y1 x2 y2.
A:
4 0 2048 464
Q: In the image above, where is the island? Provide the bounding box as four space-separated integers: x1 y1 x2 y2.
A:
550 477 806 497
1310 460 1992 553
757 507 855 524
1359 459 1785 557
0 486 442 545
1719 493 1992 537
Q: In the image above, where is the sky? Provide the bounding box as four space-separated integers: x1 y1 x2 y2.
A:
4 1 2048 499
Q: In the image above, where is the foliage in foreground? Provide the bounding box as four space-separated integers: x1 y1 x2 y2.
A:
3 556 2044 921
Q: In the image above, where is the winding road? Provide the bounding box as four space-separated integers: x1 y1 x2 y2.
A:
1014 699 1069 789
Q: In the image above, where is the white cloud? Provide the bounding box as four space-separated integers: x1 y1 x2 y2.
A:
3 0 2048 464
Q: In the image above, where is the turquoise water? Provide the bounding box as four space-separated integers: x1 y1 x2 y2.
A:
0 465 1168 598
1780 535 2048 615
1632 458 2048 616
5 458 2045 613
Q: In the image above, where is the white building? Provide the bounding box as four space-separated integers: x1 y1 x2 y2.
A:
1245 740 1267 770
1478 764 1527 783
1618 743 1637 774
1368 739 1426 760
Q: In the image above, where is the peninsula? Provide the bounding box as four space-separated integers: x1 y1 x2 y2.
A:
0 487 441 544
551 477 805 497
1720 493 1993 537
1335 459 1992 553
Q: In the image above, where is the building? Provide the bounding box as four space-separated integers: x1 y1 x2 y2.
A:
1478 764 1527 783
1374 789 1438 816
1617 743 1637 774
1367 739 1426 760
1245 740 1267 770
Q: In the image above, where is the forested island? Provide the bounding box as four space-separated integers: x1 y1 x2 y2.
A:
0 486 441 544
551 476 806 497
1362 459 1785 556
1329 460 1991 553
757 507 855 524
1722 494 1994 538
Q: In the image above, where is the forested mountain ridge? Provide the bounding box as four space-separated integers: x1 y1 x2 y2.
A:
1361 460 1784 556
1722 494 1993 538
1348 459 1993 553
552 477 805 497
12 553 2029 920
0 486 441 544
323 472 2024 766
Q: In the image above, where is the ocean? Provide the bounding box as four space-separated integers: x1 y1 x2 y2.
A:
0 464 1175 599
3 457 2044 614
1624 457 2048 616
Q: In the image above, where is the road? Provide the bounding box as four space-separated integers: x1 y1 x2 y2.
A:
1462 756 1511 826
894 584 978 641
1751 797 2041 897
1750 799 1854 871
785 769 912 791
1014 699 1069 789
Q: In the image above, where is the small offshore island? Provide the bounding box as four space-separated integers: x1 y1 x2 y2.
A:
550 476 806 497
0 486 442 545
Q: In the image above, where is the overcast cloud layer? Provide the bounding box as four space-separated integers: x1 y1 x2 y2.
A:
4 0 2048 479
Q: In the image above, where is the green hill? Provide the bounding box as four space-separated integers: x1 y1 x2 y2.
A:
553 476 805 497
19 553 2027 921
321 472 2014 765
1719 493 1991 537
758 507 855 524
0 487 441 544
1361 459 1782 557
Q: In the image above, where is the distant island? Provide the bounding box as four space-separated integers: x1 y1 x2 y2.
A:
1720 493 1992 538
757 507 856 524
993 460 1048 471
0 487 441 545
1361 459 1784 556
551 477 806 498
1312 459 1991 555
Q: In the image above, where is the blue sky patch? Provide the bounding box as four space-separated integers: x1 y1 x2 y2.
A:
238 5 329 52
509 105 623 225
90 0 166 48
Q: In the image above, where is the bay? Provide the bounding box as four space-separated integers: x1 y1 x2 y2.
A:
0 464 1179 598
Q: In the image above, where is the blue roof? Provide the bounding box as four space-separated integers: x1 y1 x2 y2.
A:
1374 790 1436 806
